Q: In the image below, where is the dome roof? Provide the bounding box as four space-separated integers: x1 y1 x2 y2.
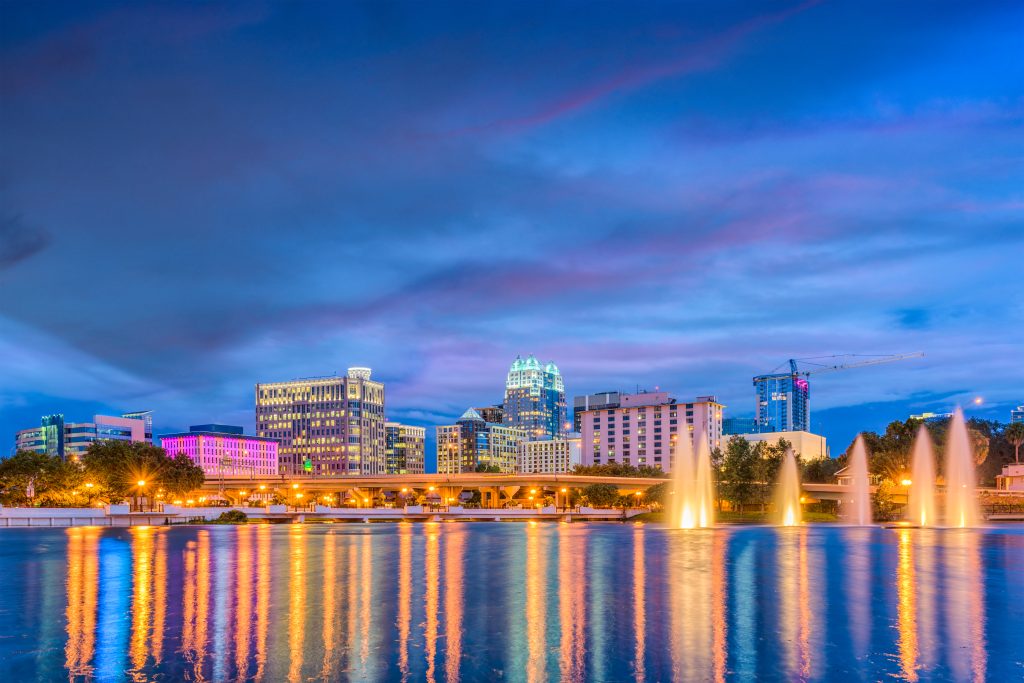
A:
509 355 524 372
523 354 541 370
544 361 560 375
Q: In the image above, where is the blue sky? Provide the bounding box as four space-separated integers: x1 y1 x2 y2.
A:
1 0 1021 468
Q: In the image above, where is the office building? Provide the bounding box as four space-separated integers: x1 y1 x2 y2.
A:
723 416 757 435
436 408 527 473
255 367 386 476
519 435 582 474
572 391 621 431
160 425 279 477
474 405 505 424
385 422 426 474
730 430 828 460
753 372 810 432
15 412 151 461
503 354 567 440
122 410 154 441
1012 405 1024 424
580 392 724 472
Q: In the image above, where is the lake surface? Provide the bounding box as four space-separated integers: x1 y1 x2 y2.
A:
0 522 1021 682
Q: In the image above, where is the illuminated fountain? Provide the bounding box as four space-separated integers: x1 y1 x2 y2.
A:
670 431 715 529
944 408 980 528
908 424 937 527
775 448 802 526
844 436 872 525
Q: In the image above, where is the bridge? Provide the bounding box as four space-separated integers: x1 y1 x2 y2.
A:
199 473 667 508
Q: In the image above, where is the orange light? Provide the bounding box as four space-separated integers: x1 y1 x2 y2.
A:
428 486 435 492
292 483 299 489
296 493 304 499
85 482 94 489
259 484 267 491
560 487 567 493
137 480 146 487
901 479 913 487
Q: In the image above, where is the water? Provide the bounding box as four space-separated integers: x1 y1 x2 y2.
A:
909 425 937 527
670 431 715 529
845 436 873 525
945 408 980 528
775 449 802 526
0 523 1021 682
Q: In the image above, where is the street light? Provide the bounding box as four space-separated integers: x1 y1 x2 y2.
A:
85 482 94 489
259 484 267 491
137 480 146 487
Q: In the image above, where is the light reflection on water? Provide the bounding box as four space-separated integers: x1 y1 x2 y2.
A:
0 523 1021 681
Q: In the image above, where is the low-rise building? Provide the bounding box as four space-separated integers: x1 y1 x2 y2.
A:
519 435 582 474
580 391 724 472
730 430 828 460
385 422 426 474
15 412 151 461
1012 405 1024 424
160 424 278 477
996 463 1024 491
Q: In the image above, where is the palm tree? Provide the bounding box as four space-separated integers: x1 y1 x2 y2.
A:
1006 422 1024 464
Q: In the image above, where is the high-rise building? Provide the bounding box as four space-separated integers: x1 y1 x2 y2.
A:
1012 405 1024 424
15 412 150 461
753 372 809 433
160 424 279 477
572 391 621 431
436 408 527 473
503 354 566 440
519 435 582 474
255 367 386 476
385 422 426 474
580 392 724 472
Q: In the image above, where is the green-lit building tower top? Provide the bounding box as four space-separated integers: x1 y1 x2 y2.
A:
503 354 567 441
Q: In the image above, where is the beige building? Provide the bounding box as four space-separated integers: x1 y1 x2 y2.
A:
255 367 386 476
733 430 828 460
519 436 582 474
996 463 1024 491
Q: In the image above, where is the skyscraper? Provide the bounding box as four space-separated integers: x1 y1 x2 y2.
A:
503 354 566 440
753 372 810 433
255 367 386 476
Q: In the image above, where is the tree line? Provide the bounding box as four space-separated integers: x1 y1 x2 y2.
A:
0 441 205 507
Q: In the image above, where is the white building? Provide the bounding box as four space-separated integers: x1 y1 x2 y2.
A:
519 436 581 474
731 430 828 460
996 463 1024 491
15 412 150 461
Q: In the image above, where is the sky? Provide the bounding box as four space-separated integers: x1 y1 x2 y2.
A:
1 0 1022 469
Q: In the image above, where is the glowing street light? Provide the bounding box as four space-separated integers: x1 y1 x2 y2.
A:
137 480 146 487
292 483 299 490
85 482 94 489
901 479 913 487
259 484 267 491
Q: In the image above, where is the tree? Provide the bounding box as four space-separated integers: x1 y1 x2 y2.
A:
474 463 502 473
81 441 204 505
802 457 842 483
1006 422 1024 464
581 483 619 507
0 450 83 506
719 437 760 511
643 481 670 506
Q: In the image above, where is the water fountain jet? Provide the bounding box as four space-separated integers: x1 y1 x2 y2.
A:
844 436 872 526
670 430 715 529
944 408 979 528
908 425 936 527
775 448 802 526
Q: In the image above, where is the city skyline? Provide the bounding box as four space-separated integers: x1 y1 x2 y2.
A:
2 1 1022 469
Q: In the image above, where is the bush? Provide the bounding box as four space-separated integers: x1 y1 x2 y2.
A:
581 483 619 508
214 510 248 524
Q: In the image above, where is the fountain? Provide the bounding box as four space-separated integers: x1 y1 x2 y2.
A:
908 425 937 527
670 430 715 529
844 436 872 525
775 448 802 526
944 408 980 528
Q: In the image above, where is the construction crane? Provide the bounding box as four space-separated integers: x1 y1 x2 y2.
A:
753 352 924 433
774 352 925 377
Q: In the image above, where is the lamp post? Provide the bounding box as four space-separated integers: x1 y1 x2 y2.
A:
136 479 146 512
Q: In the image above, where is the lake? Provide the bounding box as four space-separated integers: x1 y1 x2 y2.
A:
0 522 1021 681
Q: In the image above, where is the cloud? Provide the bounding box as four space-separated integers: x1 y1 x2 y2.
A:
0 212 50 269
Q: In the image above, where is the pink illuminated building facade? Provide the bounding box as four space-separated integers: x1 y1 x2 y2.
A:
160 424 279 477
580 392 724 472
